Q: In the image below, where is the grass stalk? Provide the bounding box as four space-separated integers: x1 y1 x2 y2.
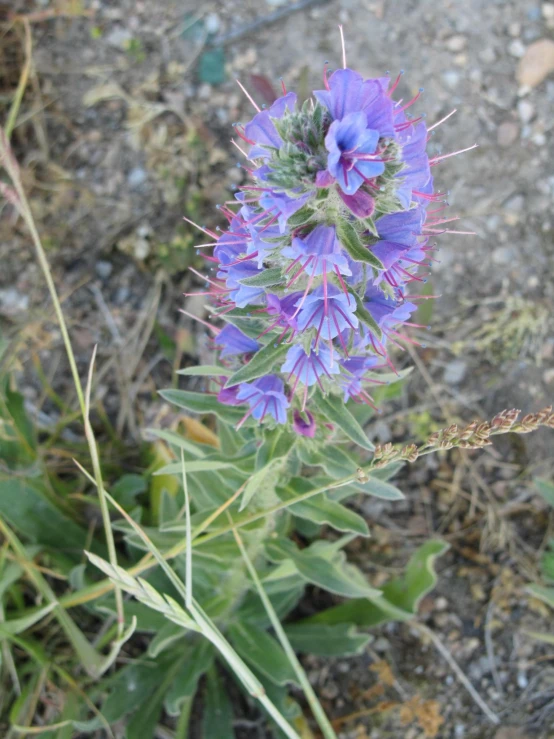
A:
231 520 337 739
0 130 125 637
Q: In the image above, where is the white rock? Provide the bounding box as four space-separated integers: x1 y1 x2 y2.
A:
543 3 554 20
517 99 535 123
508 39 526 58
442 70 460 89
446 35 467 52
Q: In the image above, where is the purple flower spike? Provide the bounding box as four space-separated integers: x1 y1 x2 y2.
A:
296 284 359 341
293 409 316 438
236 375 290 426
216 324 259 358
325 112 385 196
281 341 339 389
282 225 352 277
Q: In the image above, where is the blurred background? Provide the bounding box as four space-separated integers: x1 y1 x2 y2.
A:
1 0 554 737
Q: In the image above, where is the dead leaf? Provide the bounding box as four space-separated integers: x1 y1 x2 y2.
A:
83 82 129 107
517 39 554 88
400 695 445 738
370 660 395 687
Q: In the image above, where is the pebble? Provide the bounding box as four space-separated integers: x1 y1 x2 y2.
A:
543 368 554 384
373 637 390 652
204 12 220 34
508 39 526 58
517 38 554 87
442 70 460 89
479 47 496 64
95 260 113 279
446 35 467 52
503 194 525 213
508 22 521 37
0 287 29 314
497 121 518 147
492 246 516 265
127 167 147 189
105 27 133 49
517 99 535 123
443 359 467 384
320 681 339 700
435 596 448 611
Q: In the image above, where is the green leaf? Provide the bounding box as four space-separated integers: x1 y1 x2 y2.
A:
0 477 105 556
145 428 207 457
284 622 370 657
278 479 369 537
177 365 233 377
286 204 315 227
1 603 57 635
352 476 405 501
239 267 284 287
198 48 226 85
293 553 380 599
153 459 236 476
240 457 283 511
148 621 185 657
527 583 554 609
111 474 147 509
224 340 289 388
159 389 244 424
229 623 297 686
315 390 375 451
202 668 234 739
337 220 384 270
350 290 383 340
165 640 214 716
307 539 449 627
266 539 380 599
535 478 554 507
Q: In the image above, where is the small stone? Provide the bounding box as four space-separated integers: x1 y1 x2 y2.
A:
446 35 467 52
503 194 525 213
435 596 448 611
492 246 516 265
543 3 554 20
0 287 29 315
497 121 518 147
443 359 467 384
508 22 521 37
127 167 147 189
517 39 554 87
508 39 526 58
373 637 390 652
442 70 460 89
454 53 468 67
204 12 220 34
479 47 496 64
517 99 535 123
105 27 133 49
320 681 339 700
95 260 113 279
543 368 554 384
532 131 546 146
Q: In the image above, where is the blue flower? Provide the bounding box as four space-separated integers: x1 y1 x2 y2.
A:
325 112 384 195
339 355 381 403
244 92 297 159
370 207 425 270
292 409 316 438
314 69 394 137
259 190 312 233
281 225 352 277
216 324 259 358
281 341 339 388
296 284 358 341
236 375 290 425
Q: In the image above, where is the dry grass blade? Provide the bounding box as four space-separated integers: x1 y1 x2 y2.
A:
5 18 32 139
85 553 199 632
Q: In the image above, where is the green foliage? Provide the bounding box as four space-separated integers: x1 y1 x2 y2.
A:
1 349 451 737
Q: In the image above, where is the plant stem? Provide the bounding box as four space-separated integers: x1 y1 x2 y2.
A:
231 521 337 739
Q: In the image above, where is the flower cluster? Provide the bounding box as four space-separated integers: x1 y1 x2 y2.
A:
187 44 475 435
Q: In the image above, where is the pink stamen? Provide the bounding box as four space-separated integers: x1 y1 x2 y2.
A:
339 24 347 69
430 143 478 165
235 79 261 112
427 108 457 132
183 217 218 239
179 309 219 334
